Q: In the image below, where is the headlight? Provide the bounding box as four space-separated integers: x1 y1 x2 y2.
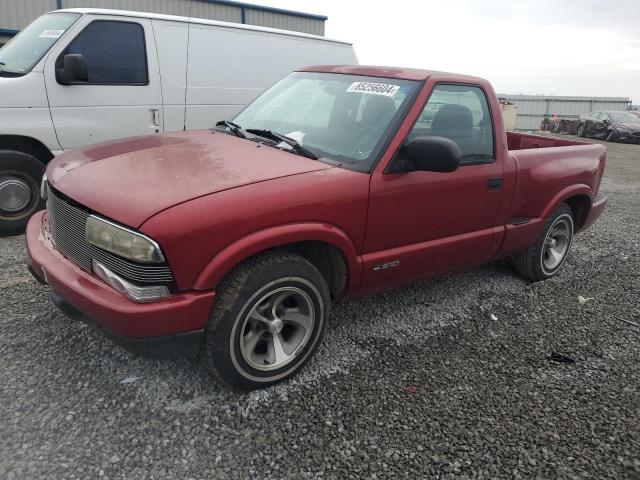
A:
86 215 164 263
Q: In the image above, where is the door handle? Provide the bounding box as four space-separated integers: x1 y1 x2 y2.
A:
151 109 160 127
487 177 503 191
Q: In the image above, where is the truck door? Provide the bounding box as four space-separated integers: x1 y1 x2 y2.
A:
362 83 504 290
44 16 163 150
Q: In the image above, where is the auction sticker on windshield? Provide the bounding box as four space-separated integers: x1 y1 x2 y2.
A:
347 81 400 97
39 30 65 38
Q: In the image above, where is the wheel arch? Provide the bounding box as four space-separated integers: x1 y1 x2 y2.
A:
564 194 592 231
193 223 363 300
540 185 593 232
0 135 55 165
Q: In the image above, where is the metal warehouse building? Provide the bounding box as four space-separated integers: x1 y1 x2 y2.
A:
498 94 632 131
0 0 327 46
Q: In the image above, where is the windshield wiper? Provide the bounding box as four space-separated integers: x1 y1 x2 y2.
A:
214 120 246 139
245 129 318 160
0 61 5 66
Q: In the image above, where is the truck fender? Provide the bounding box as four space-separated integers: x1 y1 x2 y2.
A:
539 184 593 222
192 222 363 295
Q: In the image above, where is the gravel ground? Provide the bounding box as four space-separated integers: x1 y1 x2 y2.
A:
1 135 639 479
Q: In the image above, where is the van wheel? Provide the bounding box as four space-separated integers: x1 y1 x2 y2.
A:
577 124 585 137
513 203 574 282
0 151 45 236
204 251 330 389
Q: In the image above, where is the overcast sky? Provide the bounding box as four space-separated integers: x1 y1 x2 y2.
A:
251 0 640 102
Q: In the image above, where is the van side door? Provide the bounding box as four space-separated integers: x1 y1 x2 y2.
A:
361 83 504 291
43 15 163 150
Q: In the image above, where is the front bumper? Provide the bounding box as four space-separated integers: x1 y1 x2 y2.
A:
613 132 640 143
25 211 216 358
581 194 608 231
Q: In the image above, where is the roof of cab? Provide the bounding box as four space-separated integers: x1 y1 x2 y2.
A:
300 65 488 84
52 8 351 45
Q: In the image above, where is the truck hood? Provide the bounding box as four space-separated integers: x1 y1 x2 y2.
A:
47 130 333 227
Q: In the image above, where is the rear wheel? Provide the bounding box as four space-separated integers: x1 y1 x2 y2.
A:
0 150 45 236
577 124 585 137
513 203 574 282
204 251 330 389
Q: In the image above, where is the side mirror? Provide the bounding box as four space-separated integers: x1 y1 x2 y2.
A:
603 119 610 125
57 54 88 84
399 136 461 173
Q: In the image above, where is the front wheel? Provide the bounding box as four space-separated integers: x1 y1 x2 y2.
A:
0 150 46 236
204 251 330 389
513 203 574 282
577 124 585 137
606 130 617 142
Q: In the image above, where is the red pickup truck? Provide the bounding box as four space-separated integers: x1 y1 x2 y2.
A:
26 66 607 389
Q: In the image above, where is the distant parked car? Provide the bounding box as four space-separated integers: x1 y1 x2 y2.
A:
577 111 640 143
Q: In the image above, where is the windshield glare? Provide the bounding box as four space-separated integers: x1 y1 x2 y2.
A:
233 72 419 169
609 112 640 123
0 13 80 76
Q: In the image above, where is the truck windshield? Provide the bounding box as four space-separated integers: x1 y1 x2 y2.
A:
0 13 81 77
233 72 420 171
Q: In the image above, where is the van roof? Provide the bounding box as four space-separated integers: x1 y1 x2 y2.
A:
53 8 351 45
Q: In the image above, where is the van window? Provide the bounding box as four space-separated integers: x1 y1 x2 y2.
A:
408 84 494 164
57 21 148 85
0 13 80 76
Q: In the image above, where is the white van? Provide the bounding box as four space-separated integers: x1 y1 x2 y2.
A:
0 8 357 234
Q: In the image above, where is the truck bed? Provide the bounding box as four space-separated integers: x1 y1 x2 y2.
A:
507 131 590 151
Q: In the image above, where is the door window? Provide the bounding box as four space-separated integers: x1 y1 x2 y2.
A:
408 84 494 164
56 21 148 85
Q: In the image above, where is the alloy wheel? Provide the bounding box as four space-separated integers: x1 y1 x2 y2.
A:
542 217 572 271
238 286 315 371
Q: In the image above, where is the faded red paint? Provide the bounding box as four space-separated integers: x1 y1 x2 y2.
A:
26 65 607 342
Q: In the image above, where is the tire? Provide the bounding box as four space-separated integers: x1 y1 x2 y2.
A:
204 251 330 389
577 124 585 137
513 203 574 282
606 130 617 142
0 150 45 236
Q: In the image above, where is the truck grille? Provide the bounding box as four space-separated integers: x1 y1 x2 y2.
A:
46 185 174 285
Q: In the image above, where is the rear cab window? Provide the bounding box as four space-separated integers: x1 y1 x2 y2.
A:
407 84 495 164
